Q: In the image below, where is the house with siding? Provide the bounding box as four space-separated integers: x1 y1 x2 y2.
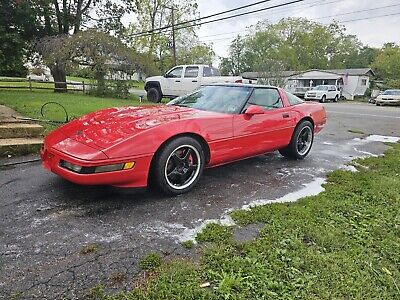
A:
242 68 374 100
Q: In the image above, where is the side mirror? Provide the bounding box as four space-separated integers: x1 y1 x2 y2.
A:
245 105 264 116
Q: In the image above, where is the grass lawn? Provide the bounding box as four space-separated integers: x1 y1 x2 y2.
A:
90 144 400 299
0 90 151 132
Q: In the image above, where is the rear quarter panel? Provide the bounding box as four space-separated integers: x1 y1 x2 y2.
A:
290 102 327 133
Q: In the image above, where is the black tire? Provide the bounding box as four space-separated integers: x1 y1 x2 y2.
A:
147 87 162 103
152 136 205 195
333 95 339 102
279 120 314 160
319 95 326 103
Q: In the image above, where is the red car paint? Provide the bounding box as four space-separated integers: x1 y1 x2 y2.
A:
41 87 326 188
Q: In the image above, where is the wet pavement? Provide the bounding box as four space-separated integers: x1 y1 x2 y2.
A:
0 102 399 299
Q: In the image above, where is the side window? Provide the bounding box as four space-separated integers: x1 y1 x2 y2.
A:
361 79 367 86
203 67 220 77
286 91 304 106
247 88 283 110
166 67 183 78
184 66 199 78
211 67 220 76
203 67 212 77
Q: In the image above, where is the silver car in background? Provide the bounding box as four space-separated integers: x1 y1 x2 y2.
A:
376 89 400 106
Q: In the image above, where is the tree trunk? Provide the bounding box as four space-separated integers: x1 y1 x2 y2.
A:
95 70 106 96
50 63 67 93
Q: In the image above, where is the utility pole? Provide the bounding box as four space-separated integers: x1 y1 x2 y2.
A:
171 6 177 66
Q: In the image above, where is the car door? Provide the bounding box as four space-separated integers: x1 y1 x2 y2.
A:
181 66 201 93
232 88 294 159
163 66 183 96
328 86 336 99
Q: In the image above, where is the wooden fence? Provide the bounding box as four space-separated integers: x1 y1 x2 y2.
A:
0 78 92 92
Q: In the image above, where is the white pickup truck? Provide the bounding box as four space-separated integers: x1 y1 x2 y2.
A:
144 65 243 102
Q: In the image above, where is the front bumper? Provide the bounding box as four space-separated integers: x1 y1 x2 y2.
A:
376 99 400 106
304 95 320 101
40 145 153 188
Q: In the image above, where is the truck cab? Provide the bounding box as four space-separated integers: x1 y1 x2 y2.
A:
145 65 241 102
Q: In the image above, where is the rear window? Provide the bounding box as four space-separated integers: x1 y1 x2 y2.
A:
203 67 220 77
286 91 304 106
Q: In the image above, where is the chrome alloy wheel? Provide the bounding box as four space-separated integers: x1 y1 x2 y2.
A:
164 144 201 190
297 127 313 155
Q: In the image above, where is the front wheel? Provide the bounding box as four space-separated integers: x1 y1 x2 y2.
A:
333 95 339 102
319 95 326 103
152 137 205 195
279 121 314 159
147 87 162 103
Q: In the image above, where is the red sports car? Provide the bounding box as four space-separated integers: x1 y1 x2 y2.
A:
41 84 326 195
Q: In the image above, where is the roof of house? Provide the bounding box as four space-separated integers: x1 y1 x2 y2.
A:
242 71 299 79
324 68 375 76
241 68 374 79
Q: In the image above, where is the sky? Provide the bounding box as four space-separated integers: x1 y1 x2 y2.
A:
195 0 400 61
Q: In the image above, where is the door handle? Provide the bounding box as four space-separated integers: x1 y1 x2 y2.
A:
282 113 290 118
175 80 181 82
192 80 198 82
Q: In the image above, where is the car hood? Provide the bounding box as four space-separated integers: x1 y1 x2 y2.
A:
378 95 400 99
60 105 197 149
307 90 324 94
146 76 164 82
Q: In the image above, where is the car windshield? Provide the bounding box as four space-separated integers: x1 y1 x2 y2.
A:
167 85 252 114
383 90 400 96
312 86 329 91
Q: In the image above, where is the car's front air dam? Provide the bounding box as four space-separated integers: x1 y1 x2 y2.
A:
41 143 153 188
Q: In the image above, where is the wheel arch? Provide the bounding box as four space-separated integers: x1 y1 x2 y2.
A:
147 132 211 185
297 116 315 131
145 81 162 93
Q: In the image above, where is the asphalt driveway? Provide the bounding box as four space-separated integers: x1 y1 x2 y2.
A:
0 102 399 299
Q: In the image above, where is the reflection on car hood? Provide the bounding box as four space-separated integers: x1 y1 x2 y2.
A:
59 105 215 149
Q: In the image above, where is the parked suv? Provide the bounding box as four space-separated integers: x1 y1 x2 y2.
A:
305 85 340 103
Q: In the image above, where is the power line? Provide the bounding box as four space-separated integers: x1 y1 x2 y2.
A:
198 4 400 43
131 0 307 38
198 0 340 40
129 0 277 37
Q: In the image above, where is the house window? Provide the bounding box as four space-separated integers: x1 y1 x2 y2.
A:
361 79 367 86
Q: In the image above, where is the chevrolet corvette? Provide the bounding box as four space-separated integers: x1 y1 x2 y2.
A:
41 84 327 195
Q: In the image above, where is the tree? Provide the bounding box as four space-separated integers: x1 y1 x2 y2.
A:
344 46 380 69
220 18 363 75
125 0 212 75
37 0 135 91
68 30 140 96
220 36 251 75
36 30 141 96
178 43 215 65
0 0 45 76
371 43 400 87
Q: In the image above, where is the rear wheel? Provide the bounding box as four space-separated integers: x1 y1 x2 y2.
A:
147 87 162 103
152 137 205 195
333 95 339 102
279 120 314 159
319 95 326 103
